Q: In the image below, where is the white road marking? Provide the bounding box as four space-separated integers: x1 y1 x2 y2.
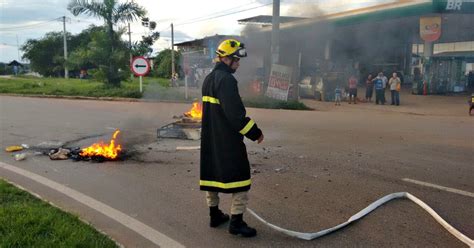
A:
0 162 185 248
402 178 474 198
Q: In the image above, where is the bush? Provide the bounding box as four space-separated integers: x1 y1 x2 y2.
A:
21 83 41 89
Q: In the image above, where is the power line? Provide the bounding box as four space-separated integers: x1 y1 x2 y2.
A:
157 26 171 33
154 1 267 32
69 18 99 25
160 2 272 46
0 18 61 31
0 42 18 47
176 1 262 24
175 3 272 27
153 1 259 30
154 0 259 25
0 17 99 32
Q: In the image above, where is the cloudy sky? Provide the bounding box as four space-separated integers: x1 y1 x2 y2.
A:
0 0 394 63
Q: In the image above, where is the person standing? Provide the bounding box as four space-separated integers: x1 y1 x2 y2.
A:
348 75 358 104
468 71 474 90
373 73 385 105
413 68 423 94
469 93 474 116
200 39 264 238
365 74 374 102
381 72 388 104
335 85 342 106
389 72 401 106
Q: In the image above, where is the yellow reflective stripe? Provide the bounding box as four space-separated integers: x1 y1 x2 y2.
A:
202 96 220 104
200 179 251 189
239 119 255 135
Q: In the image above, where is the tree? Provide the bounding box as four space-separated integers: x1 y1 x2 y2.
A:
0 63 14 75
153 49 181 78
21 26 99 77
68 0 146 86
66 25 106 72
68 27 130 82
21 32 66 77
131 31 160 57
132 18 159 57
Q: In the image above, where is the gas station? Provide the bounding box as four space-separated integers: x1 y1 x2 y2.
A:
240 0 474 99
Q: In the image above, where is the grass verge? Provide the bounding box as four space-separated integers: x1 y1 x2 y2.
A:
0 179 117 247
0 76 170 98
0 76 311 110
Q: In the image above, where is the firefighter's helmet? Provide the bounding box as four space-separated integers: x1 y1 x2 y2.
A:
216 39 247 58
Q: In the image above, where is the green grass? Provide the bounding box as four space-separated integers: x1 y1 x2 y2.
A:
0 179 118 247
243 96 312 110
0 76 311 110
0 76 170 98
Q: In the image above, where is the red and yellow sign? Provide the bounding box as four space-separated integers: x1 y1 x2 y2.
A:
420 17 441 42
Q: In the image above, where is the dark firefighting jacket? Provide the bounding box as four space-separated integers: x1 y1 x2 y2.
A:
200 62 263 193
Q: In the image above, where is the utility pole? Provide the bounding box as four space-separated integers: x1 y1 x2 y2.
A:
271 0 280 64
62 16 69 79
16 35 20 61
171 23 175 83
128 22 133 79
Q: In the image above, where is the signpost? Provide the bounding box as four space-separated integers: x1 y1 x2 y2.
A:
131 56 151 93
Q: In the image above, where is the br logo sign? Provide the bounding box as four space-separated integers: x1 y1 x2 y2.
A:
446 0 463 10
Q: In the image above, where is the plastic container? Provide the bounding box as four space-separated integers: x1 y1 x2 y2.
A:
14 153 27 161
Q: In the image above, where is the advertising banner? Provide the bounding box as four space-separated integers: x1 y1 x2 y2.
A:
265 64 293 101
420 16 442 42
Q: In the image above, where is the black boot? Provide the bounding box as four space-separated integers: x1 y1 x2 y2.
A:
229 214 257 237
210 206 229 228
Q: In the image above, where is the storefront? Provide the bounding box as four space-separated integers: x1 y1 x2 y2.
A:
241 0 474 99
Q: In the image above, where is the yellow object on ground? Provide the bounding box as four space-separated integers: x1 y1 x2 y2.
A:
5 146 23 152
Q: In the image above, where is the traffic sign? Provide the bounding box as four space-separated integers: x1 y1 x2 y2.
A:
131 56 150 76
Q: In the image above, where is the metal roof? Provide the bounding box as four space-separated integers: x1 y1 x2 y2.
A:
175 35 239 47
237 15 308 25
432 51 474 58
252 0 474 31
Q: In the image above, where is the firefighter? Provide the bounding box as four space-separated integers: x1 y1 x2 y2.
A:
200 39 264 238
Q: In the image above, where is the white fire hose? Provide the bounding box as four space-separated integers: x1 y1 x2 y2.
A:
247 192 474 247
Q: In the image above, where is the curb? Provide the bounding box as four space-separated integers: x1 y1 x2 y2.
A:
0 93 193 104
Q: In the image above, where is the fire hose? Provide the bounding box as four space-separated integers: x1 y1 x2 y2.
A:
247 192 474 247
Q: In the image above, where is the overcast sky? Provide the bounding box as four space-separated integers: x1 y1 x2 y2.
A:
0 0 394 63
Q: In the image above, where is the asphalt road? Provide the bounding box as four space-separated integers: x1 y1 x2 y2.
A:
0 95 473 247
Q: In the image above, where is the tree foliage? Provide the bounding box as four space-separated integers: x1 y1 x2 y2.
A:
68 27 130 83
132 31 160 57
66 25 105 72
153 49 181 78
68 0 146 86
20 1 159 87
0 63 14 75
21 32 67 77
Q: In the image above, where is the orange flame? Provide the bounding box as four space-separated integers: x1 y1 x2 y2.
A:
184 102 202 119
80 130 122 159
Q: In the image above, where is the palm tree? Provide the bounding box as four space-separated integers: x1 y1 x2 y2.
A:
68 0 146 86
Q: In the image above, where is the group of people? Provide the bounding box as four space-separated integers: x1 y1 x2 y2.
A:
335 72 402 106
